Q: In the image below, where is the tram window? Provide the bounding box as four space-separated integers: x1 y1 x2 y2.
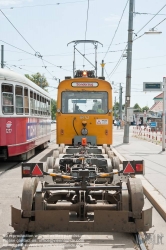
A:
15 85 23 114
24 88 29 114
61 91 108 114
30 90 34 114
38 95 41 115
44 98 46 115
34 93 37 115
47 99 50 116
2 84 14 114
37 94 40 115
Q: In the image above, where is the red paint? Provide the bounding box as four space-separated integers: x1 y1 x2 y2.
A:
32 164 43 176
0 117 51 157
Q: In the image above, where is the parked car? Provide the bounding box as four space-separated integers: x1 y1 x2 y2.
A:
51 120 56 123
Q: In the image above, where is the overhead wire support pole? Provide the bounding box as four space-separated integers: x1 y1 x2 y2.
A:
123 0 134 143
119 83 122 120
1 45 4 68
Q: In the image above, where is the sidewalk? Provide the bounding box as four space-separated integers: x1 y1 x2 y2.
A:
113 126 166 200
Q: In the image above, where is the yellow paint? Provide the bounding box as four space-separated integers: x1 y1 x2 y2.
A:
56 77 113 145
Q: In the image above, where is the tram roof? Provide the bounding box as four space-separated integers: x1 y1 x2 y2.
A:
0 68 50 98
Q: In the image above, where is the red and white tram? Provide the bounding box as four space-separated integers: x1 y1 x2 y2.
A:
0 69 51 160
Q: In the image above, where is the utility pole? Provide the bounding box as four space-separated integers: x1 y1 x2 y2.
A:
1 45 4 68
123 0 134 143
119 83 123 120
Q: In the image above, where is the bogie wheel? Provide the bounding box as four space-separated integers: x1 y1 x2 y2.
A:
46 157 55 169
121 182 129 211
101 148 105 154
107 150 114 159
127 178 144 218
43 162 48 172
112 156 120 171
21 178 39 212
105 147 111 154
53 158 60 172
63 148 66 154
58 146 63 154
106 158 112 172
53 150 59 159
60 143 65 149
35 182 44 210
103 154 108 158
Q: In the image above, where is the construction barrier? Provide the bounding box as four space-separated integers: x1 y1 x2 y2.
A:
132 126 162 145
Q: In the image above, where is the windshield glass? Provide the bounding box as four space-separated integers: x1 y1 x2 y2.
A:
61 91 108 114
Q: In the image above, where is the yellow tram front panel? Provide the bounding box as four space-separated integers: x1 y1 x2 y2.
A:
56 77 113 145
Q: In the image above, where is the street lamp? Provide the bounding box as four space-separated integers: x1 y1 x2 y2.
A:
144 28 162 35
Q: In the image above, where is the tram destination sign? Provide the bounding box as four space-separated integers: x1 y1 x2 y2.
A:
143 82 162 91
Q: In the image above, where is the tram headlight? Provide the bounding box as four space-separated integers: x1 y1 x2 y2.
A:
57 109 61 113
81 128 88 135
108 109 112 113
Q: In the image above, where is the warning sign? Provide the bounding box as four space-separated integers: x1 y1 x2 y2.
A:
32 164 43 176
123 162 135 174
96 119 108 125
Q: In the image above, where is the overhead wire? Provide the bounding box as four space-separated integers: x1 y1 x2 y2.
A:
134 4 166 36
83 0 90 67
0 0 95 9
103 0 129 60
0 9 37 53
106 3 166 79
133 12 166 16
152 17 166 29
0 9 72 77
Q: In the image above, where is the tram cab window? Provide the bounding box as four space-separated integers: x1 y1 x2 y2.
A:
61 91 108 114
2 84 14 114
30 90 34 114
24 88 29 114
16 85 23 114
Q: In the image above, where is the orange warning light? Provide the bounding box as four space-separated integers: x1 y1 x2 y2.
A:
82 137 87 146
136 164 143 172
82 71 87 77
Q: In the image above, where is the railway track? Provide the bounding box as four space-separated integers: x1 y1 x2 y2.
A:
4 231 148 250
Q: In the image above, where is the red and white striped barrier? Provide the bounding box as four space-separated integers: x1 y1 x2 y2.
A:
132 126 162 145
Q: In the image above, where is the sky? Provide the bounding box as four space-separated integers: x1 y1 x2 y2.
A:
0 0 166 109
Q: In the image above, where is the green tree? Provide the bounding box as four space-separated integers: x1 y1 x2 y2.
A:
141 106 149 112
133 103 141 112
51 99 57 119
113 102 119 118
25 72 49 90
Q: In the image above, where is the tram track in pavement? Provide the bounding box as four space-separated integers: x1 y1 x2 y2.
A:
11 231 149 250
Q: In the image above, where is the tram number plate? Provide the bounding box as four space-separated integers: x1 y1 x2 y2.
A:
96 119 108 125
